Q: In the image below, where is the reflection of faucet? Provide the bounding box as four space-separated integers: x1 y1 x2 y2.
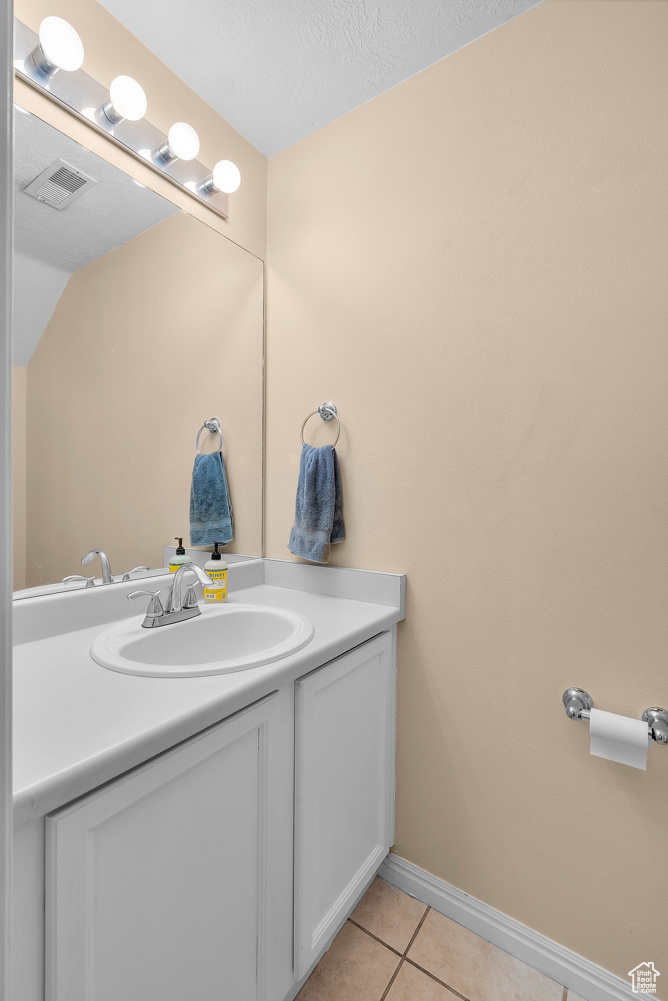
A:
81 549 114 584
62 574 96 588
121 566 149 582
128 564 214 629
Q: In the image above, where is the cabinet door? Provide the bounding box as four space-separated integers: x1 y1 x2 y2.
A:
294 630 396 977
46 691 293 1001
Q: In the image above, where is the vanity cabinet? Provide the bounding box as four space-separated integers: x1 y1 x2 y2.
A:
14 628 397 1001
293 632 396 979
44 691 294 1001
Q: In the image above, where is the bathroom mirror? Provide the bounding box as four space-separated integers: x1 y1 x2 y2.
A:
12 106 264 595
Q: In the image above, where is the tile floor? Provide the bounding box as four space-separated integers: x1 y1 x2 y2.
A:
296 877 583 1001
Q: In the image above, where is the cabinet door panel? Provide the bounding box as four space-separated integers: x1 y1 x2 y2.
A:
294 631 395 977
46 693 291 1001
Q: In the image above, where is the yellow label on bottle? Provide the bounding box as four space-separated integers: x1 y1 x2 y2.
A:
204 568 227 602
203 587 226 602
206 567 227 581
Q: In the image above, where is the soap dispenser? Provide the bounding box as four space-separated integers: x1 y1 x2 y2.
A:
169 538 192 573
203 543 228 602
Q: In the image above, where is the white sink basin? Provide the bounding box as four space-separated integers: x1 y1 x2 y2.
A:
90 603 315 678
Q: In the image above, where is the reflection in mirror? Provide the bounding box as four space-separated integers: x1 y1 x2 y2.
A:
12 107 263 596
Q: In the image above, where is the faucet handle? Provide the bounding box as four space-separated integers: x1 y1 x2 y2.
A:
121 566 149 582
184 584 199 609
62 575 95 588
127 590 164 618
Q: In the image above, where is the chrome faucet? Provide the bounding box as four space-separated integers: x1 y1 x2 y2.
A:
168 563 213 612
81 549 114 584
128 564 214 628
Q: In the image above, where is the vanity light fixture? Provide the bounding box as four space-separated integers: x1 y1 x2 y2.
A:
101 75 147 126
14 17 236 220
198 159 241 195
152 121 200 164
30 16 84 78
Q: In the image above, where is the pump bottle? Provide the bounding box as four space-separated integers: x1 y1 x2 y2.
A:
203 543 228 602
169 538 192 573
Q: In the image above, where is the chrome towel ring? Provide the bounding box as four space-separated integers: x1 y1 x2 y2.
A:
196 417 223 454
301 402 340 447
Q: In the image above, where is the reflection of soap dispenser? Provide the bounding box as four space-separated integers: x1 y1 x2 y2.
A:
169 538 192 573
203 543 228 602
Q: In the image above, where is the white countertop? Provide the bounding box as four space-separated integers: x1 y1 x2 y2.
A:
13 561 405 828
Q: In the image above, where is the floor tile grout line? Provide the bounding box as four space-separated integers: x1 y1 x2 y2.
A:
403 957 473 1001
349 909 566 1001
351 902 431 1001
348 899 430 961
379 957 404 1001
312 890 572 1001
403 904 430 955
347 918 404 958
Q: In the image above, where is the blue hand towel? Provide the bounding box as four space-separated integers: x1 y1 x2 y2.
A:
190 451 233 546
288 443 344 564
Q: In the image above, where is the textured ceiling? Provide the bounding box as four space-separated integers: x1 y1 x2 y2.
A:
14 109 177 272
99 0 543 156
13 108 177 365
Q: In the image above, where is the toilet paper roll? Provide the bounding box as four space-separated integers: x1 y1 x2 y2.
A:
589 708 650 770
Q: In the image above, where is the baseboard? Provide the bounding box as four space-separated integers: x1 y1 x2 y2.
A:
378 854 652 1001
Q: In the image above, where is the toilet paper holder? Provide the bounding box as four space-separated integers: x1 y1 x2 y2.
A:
562 688 668 744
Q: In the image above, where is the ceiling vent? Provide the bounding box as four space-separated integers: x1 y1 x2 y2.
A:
23 158 96 210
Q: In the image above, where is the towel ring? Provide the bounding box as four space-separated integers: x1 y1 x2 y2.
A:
301 402 340 447
196 417 223 454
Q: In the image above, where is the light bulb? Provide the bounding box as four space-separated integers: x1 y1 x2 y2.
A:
167 122 200 160
199 159 241 196
212 160 241 194
101 75 147 125
31 17 84 77
152 122 200 164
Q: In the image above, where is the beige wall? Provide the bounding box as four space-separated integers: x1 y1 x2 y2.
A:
26 211 263 587
14 0 266 259
266 0 668 978
11 367 26 591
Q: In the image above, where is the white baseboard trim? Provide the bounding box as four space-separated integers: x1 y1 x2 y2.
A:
378 854 651 1001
